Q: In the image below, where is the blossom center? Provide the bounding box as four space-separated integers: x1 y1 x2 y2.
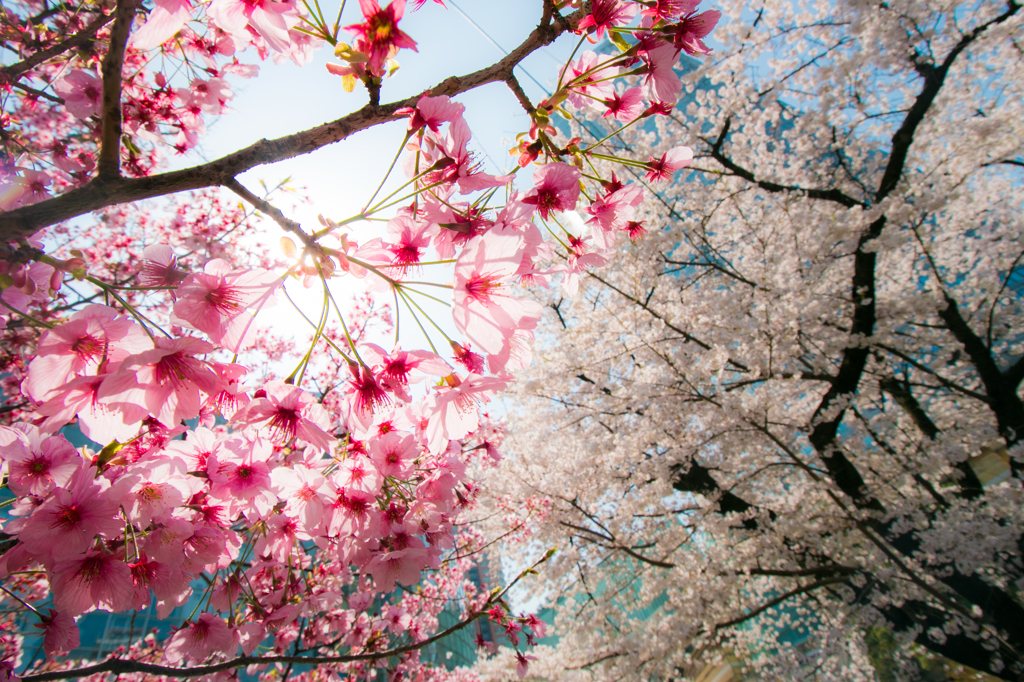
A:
463 275 501 304
204 285 242 313
72 333 105 362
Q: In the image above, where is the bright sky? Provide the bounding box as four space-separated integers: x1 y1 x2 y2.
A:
184 0 582 354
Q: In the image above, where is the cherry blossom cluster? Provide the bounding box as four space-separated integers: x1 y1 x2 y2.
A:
0 0 720 679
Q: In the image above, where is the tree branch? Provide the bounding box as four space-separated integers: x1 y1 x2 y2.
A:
706 118 865 209
97 0 139 179
0 6 585 241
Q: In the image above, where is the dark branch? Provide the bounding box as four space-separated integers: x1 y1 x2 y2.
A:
97 0 139 178
707 118 865 209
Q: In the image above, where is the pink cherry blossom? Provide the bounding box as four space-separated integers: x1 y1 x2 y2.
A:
54 71 102 119
365 549 425 593
271 464 331 532
641 43 683 103
128 556 192 616
334 455 382 498
137 245 186 288
640 0 700 20
0 425 81 497
426 374 506 450
345 0 418 75
131 0 193 50
368 432 418 478
238 380 333 451
602 87 645 121
208 0 298 53
453 229 544 356
172 259 279 353
23 304 150 401
19 467 121 562
50 552 134 617
397 94 465 133
576 0 637 41
645 145 694 182
521 163 581 220
565 51 621 110
164 613 235 663
35 610 80 657
674 10 722 55
98 337 220 427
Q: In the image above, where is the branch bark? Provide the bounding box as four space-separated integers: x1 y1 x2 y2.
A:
97 0 139 179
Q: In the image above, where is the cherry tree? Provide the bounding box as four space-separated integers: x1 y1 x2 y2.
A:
474 0 1024 679
0 0 723 680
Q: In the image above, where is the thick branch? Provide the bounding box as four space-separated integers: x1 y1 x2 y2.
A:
20 607 486 682
708 119 865 209
801 4 1020 504
97 0 139 178
938 294 1024 448
0 7 584 240
876 1 1021 201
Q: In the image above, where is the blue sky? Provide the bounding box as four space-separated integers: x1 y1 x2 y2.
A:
183 1 584 351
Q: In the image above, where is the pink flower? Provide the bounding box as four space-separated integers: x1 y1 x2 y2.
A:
131 0 193 50
208 0 298 53
54 71 102 119
433 117 514 194
345 0 418 75
347 363 392 422
0 425 81 497
271 464 331 532
641 43 682 103
453 229 545 356
50 551 134 617
236 380 333 451
365 549 426 592
362 344 450 387
206 439 278 519
128 556 192 617
35 610 80 657
426 374 506 450
602 87 645 121
368 432 417 478
327 490 382 538
19 467 121 562
641 0 699 20
334 455 382 498
645 145 694 182
137 244 186 288
587 183 645 251
516 651 538 679
385 214 433 271
172 259 279 353
397 94 464 133
164 613 235 664
123 459 202 528
98 337 219 427
564 52 620 110
576 0 637 41
673 10 721 55
24 304 151 401
254 514 307 562
521 163 581 220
